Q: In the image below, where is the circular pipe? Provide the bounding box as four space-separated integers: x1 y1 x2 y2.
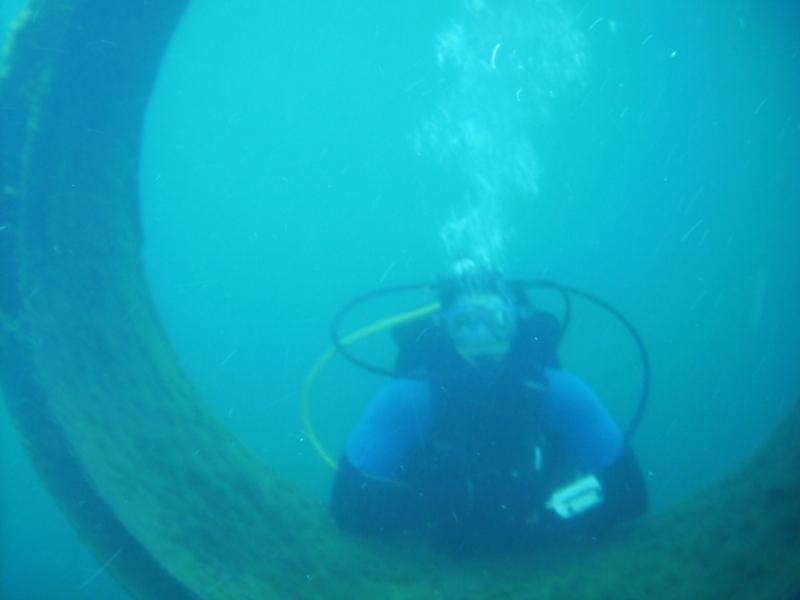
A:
1 2 798 598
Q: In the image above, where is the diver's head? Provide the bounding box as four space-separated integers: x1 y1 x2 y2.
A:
437 263 520 368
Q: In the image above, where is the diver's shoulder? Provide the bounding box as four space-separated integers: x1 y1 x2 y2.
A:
379 377 430 397
371 378 432 415
540 368 600 407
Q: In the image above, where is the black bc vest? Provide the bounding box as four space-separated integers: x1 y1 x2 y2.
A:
392 312 579 545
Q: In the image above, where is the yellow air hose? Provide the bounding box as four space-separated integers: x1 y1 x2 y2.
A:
301 302 441 469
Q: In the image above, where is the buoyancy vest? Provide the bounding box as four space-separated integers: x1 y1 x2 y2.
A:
392 312 580 549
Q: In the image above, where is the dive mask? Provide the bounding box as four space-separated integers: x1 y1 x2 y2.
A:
443 297 518 363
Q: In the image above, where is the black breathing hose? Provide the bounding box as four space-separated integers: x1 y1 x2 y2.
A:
330 279 649 440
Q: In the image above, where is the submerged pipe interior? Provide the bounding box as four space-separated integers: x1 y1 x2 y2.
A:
0 2 798 598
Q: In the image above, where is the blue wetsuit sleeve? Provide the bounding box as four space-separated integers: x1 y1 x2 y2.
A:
345 379 432 479
535 369 646 537
541 369 624 472
332 379 432 535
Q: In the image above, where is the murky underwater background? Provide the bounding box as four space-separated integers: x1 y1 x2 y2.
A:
2 1 799 598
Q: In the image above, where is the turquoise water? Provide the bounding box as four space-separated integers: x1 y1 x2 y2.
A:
140 0 800 505
3 1 799 597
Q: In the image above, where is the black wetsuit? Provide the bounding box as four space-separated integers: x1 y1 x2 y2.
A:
331 324 647 555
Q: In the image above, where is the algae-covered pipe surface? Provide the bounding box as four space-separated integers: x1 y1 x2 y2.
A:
0 1 798 598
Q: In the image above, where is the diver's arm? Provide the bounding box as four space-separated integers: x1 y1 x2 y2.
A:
536 369 647 537
544 442 647 537
595 442 647 522
329 379 432 536
331 454 424 536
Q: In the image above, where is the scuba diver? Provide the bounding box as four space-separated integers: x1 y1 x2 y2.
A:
329 260 648 556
